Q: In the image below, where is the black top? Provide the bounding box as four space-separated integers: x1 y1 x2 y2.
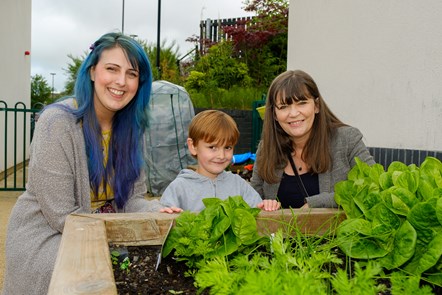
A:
277 172 320 208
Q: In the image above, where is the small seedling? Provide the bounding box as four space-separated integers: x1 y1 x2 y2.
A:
119 257 131 274
111 250 120 266
110 249 131 274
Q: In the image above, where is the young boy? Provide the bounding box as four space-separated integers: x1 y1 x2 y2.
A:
160 110 280 212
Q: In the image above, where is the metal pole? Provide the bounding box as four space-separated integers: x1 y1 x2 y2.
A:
156 0 161 78
122 0 125 34
50 73 56 99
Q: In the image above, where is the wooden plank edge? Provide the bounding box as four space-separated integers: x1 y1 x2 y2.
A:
76 213 177 246
48 214 117 295
257 208 346 236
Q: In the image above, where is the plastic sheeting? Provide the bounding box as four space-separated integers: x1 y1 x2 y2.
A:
144 80 196 196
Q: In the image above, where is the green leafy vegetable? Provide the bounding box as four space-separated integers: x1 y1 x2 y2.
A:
335 156 442 284
162 196 265 268
390 271 434 295
331 261 386 295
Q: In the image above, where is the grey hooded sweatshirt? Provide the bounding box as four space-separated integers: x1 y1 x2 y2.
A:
160 169 262 211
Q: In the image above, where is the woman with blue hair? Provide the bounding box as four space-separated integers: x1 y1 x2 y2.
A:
2 32 177 295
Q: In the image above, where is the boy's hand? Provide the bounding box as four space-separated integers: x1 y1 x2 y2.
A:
300 202 309 209
160 207 183 214
257 200 280 211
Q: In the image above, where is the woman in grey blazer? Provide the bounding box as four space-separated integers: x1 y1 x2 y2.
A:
250 70 375 208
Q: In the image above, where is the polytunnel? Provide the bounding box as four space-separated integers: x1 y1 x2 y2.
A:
144 80 196 196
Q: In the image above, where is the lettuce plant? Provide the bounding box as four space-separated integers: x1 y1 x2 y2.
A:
162 192 438 293
162 196 266 268
335 156 442 286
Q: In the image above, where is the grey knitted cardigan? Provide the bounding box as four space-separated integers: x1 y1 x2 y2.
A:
250 126 375 208
2 100 161 295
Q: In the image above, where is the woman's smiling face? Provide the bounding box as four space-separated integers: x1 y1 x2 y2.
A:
274 93 319 142
90 46 139 122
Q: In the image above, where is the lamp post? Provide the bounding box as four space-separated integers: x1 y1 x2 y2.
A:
122 0 125 34
50 73 56 100
156 0 161 78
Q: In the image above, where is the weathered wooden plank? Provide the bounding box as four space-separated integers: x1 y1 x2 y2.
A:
257 208 345 236
48 214 116 295
78 212 177 246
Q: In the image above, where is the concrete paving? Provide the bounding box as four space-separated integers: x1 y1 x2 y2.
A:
0 192 19 290
0 168 24 290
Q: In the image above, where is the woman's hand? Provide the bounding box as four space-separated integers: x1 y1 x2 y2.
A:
160 207 183 214
257 199 281 211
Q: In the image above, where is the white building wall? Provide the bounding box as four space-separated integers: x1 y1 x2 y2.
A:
0 0 32 173
288 0 442 151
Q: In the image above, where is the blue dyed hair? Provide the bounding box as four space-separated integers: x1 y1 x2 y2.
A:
72 32 152 208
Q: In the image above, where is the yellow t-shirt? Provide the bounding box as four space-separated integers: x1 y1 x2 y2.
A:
90 130 115 211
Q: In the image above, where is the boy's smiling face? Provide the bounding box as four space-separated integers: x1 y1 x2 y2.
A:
187 138 234 179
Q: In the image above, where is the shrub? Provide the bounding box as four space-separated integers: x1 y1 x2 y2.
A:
188 86 266 110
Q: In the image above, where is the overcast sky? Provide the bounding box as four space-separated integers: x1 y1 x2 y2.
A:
32 0 254 92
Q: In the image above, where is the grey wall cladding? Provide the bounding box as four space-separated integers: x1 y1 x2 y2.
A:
369 147 442 169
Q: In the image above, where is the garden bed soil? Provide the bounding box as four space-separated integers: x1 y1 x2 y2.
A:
113 245 442 295
112 245 208 295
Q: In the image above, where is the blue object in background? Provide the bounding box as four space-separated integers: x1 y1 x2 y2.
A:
232 152 256 164
250 153 256 162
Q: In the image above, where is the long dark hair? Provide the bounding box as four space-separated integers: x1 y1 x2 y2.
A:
257 70 346 183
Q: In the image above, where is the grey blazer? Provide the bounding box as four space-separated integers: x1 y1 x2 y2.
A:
250 126 375 208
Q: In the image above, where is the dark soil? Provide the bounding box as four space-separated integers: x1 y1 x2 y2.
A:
110 242 442 295
112 245 206 295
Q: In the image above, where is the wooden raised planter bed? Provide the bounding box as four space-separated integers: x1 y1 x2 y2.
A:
48 209 345 295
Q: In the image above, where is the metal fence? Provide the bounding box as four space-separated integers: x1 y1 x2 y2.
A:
251 98 266 153
199 16 253 54
0 100 41 191
368 147 442 169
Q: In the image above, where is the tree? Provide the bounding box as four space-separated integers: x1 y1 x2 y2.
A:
63 53 86 95
139 39 181 84
222 0 289 86
186 41 252 90
182 0 288 91
31 74 52 107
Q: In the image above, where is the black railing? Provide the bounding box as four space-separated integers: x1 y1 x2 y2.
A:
0 100 42 191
